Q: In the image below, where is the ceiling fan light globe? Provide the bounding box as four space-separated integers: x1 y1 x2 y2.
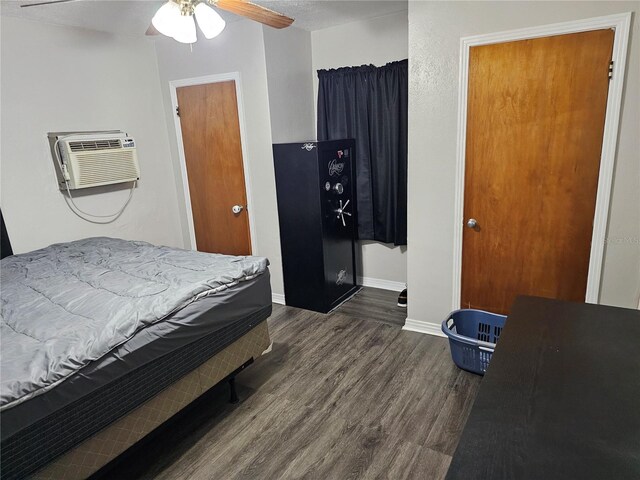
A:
172 13 197 44
151 1 181 38
194 3 226 39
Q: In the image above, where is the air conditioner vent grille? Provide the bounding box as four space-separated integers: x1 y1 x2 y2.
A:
73 151 139 188
69 139 122 152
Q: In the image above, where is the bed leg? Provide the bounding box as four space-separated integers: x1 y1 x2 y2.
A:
228 376 239 404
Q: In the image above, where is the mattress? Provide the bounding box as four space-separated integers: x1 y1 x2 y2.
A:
1 237 269 409
0 248 272 480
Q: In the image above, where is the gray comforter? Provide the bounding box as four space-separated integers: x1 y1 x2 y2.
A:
0 237 268 410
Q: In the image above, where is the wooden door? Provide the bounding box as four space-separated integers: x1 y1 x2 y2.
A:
177 81 252 256
461 30 614 314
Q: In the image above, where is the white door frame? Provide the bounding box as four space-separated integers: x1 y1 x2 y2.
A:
169 72 258 254
452 12 632 310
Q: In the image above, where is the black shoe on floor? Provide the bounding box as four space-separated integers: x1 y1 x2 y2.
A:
397 288 407 308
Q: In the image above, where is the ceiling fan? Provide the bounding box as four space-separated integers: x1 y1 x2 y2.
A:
20 0 294 43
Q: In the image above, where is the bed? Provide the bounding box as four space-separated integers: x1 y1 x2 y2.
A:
0 233 272 480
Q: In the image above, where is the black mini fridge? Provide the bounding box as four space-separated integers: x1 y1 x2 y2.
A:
273 139 359 313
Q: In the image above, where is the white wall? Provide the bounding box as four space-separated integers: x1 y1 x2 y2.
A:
312 11 409 286
0 16 183 253
407 1 640 330
263 26 315 143
153 21 286 296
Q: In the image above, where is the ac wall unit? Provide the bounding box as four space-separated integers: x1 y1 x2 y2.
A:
57 133 140 190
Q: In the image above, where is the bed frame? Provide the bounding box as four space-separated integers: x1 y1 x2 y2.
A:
0 213 271 479
32 320 271 480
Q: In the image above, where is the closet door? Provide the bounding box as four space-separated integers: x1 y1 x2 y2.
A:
177 81 252 256
461 29 614 314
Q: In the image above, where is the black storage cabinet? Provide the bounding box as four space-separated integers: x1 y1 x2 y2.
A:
273 140 359 313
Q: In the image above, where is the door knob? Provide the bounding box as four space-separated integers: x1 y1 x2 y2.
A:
232 205 244 214
466 218 478 228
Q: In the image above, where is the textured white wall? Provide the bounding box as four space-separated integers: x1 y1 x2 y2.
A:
153 21 286 296
263 26 316 143
0 16 183 253
408 1 640 328
311 11 409 286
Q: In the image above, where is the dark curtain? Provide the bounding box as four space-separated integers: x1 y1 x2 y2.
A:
317 60 407 246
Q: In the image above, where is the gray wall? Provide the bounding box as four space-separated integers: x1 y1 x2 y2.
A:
407 1 640 328
0 16 183 253
264 26 316 143
4 3 636 316
153 20 287 297
312 11 409 286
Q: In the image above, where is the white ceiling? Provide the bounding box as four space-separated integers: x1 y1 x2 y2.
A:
0 0 408 36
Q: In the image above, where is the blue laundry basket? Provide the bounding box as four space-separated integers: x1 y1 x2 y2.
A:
441 309 507 375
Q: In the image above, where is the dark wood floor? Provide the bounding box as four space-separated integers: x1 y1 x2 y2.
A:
337 287 407 327
95 289 481 479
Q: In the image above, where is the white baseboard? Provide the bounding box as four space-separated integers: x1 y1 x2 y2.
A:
358 276 405 292
272 293 286 305
402 318 447 338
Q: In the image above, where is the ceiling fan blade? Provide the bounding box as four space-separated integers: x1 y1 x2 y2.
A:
145 23 160 36
213 0 294 29
20 0 76 7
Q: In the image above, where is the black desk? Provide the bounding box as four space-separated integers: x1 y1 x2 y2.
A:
446 296 640 480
